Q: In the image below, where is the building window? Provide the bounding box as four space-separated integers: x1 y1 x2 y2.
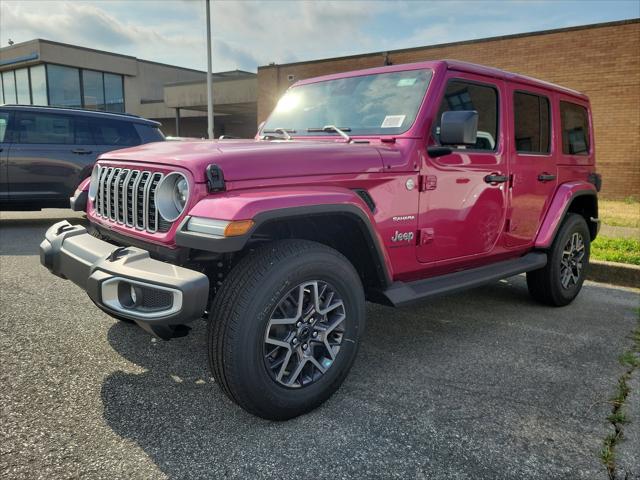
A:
15 68 31 104
1 64 124 111
47 64 82 108
513 91 550 154
30 65 48 105
2 71 17 104
104 73 124 112
82 70 105 110
560 101 590 155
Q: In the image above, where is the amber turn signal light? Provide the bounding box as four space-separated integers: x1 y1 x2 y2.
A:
224 220 254 237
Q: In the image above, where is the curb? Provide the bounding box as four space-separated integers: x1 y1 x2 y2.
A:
588 260 640 288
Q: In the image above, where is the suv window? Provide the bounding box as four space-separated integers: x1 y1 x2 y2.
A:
514 91 550 154
434 80 498 151
18 112 75 144
91 118 140 146
560 101 590 155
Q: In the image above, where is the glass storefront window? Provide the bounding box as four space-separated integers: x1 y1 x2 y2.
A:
30 65 48 105
47 64 81 108
15 68 31 104
2 71 17 104
104 73 124 112
82 70 105 110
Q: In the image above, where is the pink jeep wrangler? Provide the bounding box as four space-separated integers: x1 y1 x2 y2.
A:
41 60 601 420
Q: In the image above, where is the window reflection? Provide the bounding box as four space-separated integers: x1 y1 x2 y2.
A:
47 64 82 108
2 64 124 111
2 71 17 104
30 65 48 105
15 68 31 104
104 73 124 112
82 70 105 110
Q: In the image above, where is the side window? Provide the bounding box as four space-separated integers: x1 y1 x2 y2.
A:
0 112 10 143
18 112 74 144
560 101 590 155
91 118 140 146
434 80 498 151
513 91 550 154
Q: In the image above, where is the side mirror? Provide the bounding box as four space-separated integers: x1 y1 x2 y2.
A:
439 110 478 146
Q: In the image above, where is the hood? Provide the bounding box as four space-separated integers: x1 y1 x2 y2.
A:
98 139 385 182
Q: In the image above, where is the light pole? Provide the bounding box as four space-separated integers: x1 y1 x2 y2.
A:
206 0 214 139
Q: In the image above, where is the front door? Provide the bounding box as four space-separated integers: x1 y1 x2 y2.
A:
417 74 508 264
504 87 557 247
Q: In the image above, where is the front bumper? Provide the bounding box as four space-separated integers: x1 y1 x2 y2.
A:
40 220 209 339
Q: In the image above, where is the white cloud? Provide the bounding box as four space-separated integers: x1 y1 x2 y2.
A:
0 0 636 72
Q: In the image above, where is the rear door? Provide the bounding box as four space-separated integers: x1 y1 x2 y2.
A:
504 87 557 247
417 74 508 264
0 110 13 202
8 111 96 204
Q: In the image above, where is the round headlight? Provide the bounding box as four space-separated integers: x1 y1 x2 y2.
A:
88 165 100 201
157 172 190 222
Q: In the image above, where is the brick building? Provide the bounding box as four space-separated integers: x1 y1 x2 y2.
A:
257 19 640 199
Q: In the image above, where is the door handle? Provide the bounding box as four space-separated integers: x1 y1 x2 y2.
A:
71 148 93 155
484 173 508 184
538 173 556 182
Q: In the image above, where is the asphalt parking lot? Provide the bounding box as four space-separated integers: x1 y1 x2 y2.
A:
1 210 638 480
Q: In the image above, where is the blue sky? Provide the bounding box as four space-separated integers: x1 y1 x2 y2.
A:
1 0 638 72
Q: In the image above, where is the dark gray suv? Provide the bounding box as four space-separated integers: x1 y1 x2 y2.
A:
0 105 164 210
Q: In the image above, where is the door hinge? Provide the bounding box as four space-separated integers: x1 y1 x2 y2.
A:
419 175 437 192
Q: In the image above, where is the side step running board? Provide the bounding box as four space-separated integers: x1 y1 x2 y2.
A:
381 252 547 307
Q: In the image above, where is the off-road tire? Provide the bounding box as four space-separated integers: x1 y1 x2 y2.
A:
527 213 590 306
208 239 365 420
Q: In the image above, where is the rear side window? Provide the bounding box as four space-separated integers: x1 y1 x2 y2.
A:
434 80 498 151
18 112 74 144
514 92 550 154
135 124 165 143
0 112 9 143
91 118 140 146
560 101 590 155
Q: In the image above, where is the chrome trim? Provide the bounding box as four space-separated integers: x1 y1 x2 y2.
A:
94 167 168 234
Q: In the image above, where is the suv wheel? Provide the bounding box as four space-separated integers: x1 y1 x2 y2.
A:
527 213 590 306
208 239 365 420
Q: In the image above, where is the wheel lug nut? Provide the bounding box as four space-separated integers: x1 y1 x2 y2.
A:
292 337 298 344
312 331 318 337
302 344 308 350
296 321 301 327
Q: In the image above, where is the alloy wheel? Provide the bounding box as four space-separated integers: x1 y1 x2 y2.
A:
560 232 585 289
263 281 346 388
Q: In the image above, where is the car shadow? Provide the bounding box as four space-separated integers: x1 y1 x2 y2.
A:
99 277 625 479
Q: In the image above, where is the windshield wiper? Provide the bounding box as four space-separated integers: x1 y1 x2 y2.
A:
307 125 351 142
262 127 295 140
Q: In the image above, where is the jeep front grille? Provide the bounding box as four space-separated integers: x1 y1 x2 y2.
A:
94 166 172 233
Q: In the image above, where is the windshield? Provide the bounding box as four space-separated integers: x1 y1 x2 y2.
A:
262 69 433 137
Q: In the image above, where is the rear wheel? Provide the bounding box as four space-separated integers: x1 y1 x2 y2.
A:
208 239 365 420
527 213 590 306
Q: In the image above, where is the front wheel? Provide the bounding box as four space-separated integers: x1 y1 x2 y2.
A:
208 239 366 420
527 213 590 306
